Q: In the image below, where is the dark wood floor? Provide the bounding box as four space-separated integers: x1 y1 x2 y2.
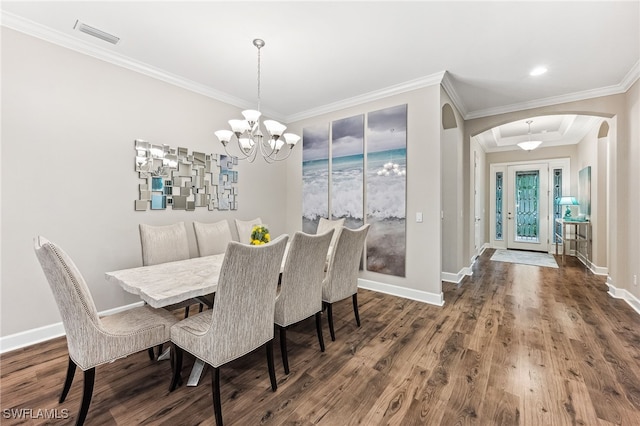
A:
2 249 640 425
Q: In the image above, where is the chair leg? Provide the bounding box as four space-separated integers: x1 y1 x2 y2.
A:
169 344 183 392
148 343 163 361
76 368 95 426
60 356 76 403
326 302 336 341
211 367 223 426
266 340 277 392
279 326 289 374
352 293 361 327
315 312 325 352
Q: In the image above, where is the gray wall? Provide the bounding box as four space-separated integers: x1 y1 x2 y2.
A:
440 88 465 278
1 28 288 337
464 90 637 300
284 87 445 301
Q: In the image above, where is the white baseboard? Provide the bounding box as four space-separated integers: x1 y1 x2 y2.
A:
441 270 465 284
574 252 608 276
589 262 608 276
358 278 444 306
444 247 484 284
607 279 640 315
0 301 144 354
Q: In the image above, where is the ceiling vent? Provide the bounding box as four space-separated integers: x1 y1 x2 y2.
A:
73 20 120 45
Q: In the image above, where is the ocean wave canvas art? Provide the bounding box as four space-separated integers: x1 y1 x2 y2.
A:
301 104 407 278
302 124 329 233
331 115 364 228
366 105 407 277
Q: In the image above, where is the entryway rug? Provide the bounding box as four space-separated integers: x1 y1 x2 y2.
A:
490 249 558 268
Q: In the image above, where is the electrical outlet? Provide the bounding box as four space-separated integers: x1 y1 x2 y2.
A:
634 275 638 286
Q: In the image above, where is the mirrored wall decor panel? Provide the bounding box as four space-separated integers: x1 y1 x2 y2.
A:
134 139 238 212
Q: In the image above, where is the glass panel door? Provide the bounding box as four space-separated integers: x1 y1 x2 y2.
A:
515 170 539 242
507 164 549 252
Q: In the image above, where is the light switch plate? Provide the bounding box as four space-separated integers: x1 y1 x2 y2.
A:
416 212 423 223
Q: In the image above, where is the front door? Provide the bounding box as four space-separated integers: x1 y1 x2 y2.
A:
506 164 549 252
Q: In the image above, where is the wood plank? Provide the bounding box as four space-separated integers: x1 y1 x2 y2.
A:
2 250 640 425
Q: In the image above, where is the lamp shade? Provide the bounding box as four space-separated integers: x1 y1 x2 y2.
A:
517 140 542 151
558 196 579 206
559 196 579 219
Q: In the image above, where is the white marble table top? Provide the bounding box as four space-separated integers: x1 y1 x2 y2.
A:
105 254 225 308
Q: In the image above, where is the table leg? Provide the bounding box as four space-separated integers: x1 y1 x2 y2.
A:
187 359 206 386
157 347 171 361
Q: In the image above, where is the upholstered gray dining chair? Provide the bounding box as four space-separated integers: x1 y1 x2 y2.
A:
234 217 262 244
316 217 345 257
274 230 334 374
322 224 370 341
34 236 177 426
139 222 190 266
170 234 289 426
139 222 200 317
193 220 233 257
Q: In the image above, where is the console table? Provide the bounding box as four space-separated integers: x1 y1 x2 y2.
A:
554 218 590 266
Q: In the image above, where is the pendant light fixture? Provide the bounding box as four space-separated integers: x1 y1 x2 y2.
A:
518 120 542 151
215 39 300 163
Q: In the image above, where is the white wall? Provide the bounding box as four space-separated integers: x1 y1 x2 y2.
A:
284 86 444 303
1 28 288 339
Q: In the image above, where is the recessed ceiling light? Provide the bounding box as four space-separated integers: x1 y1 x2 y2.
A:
530 66 548 76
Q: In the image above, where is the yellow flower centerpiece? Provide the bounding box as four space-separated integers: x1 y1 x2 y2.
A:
250 225 270 245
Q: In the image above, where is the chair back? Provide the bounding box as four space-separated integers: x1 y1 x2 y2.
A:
139 222 190 266
275 230 334 327
33 236 101 368
205 234 288 366
322 224 370 303
234 217 262 244
193 220 232 256
316 217 345 254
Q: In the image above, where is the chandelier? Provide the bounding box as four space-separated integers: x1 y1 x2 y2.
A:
215 39 300 163
517 120 542 151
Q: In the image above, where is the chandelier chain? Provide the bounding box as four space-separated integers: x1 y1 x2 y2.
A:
256 44 261 113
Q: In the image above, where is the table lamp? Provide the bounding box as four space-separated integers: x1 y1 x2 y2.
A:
559 196 579 219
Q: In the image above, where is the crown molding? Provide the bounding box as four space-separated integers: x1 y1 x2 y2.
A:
465 63 640 120
0 11 282 117
284 71 446 123
5 11 638 125
620 59 640 92
440 71 468 118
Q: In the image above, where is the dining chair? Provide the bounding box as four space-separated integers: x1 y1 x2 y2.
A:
193 220 233 257
322 224 370 341
139 222 200 318
234 217 262 244
274 229 334 374
316 217 345 257
170 234 289 426
33 236 178 426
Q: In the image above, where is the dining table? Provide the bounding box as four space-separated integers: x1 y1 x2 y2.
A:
104 245 293 386
105 254 225 309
